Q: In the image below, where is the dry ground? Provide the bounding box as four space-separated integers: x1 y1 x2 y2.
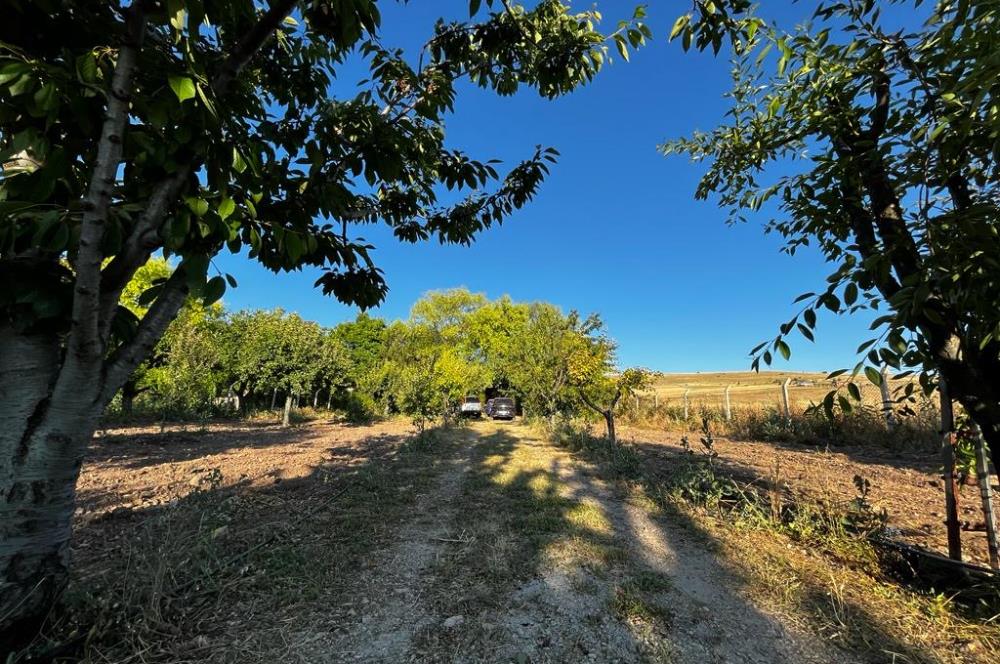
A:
23 418 999 663
617 423 998 568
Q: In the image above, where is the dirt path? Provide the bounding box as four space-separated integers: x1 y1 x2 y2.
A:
297 421 850 663
320 429 478 661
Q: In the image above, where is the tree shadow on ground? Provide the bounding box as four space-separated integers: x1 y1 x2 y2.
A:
406 424 938 663
579 430 967 663
496 426 939 662
25 424 448 663
619 427 999 574
87 417 368 469
23 421 949 663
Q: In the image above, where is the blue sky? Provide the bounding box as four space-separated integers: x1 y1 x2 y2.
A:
214 1 895 373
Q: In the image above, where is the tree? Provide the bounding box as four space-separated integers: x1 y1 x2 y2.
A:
663 1 1000 473
141 300 228 417
0 0 648 632
375 293 491 428
507 304 594 420
332 312 387 389
567 326 647 447
463 294 530 393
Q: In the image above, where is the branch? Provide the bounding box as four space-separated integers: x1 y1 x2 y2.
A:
865 65 890 140
97 173 188 341
609 386 624 410
577 389 607 417
212 0 299 93
70 2 147 361
100 269 189 406
836 175 901 298
98 0 301 340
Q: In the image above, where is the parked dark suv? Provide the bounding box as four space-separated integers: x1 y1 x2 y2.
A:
488 397 516 420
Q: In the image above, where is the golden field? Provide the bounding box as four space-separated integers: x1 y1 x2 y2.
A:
638 370 912 412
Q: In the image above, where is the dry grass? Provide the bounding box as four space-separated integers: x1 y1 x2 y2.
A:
641 370 920 413
595 435 1000 664
17 423 454 663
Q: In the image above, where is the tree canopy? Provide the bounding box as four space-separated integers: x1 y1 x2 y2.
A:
663 0 1000 465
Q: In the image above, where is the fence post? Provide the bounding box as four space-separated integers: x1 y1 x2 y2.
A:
939 378 963 561
724 384 732 421
683 389 690 420
974 424 1000 569
780 378 791 420
654 393 659 409
879 366 895 430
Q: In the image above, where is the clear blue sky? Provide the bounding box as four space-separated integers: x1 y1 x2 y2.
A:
214 1 898 373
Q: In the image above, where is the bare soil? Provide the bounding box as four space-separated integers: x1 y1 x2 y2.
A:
619 424 998 567
32 417 996 663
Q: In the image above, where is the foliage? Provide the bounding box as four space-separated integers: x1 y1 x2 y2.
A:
662 0 1000 463
331 312 387 388
1 0 647 343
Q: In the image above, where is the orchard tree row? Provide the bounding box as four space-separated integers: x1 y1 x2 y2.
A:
118 263 646 436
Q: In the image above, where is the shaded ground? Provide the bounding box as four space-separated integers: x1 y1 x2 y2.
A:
618 424 998 568
29 418 997 663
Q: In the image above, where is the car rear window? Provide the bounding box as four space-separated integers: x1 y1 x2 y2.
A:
495 398 514 406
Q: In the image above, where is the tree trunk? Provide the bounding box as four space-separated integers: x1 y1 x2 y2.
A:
604 410 617 448
271 388 278 410
0 331 98 645
121 378 138 416
282 394 293 428
935 352 1000 479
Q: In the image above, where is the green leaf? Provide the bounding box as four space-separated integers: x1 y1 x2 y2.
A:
469 0 482 16
183 254 209 288
0 62 30 85
232 148 247 173
202 275 226 305
844 282 858 306
775 338 791 360
137 284 163 307
218 197 236 221
670 15 690 40
803 308 816 328
847 382 861 401
285 232 304 263
33 82 58 111
615 36 629 62
76 53 98 83
185 197 209 217
864 366 883 387
168 75 196 103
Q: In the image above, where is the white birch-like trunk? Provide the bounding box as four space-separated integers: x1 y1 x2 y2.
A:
0 331 98 641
